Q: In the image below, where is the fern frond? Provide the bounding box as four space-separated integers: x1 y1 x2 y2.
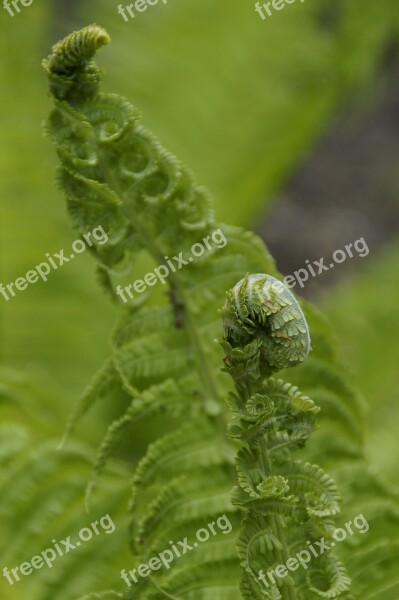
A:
221 276 350 599
60 358 119 448
141 560 240 600
0 370 130 600
42 25 399 600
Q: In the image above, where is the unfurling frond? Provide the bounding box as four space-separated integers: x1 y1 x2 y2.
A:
221 276 350 599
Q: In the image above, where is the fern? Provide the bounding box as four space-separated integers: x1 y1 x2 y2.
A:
220 274 350 599
40 24 399 600
0 368 130 600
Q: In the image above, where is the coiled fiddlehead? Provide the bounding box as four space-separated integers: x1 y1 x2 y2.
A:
43 24 214 303
221 274 351 600
43 24 110 102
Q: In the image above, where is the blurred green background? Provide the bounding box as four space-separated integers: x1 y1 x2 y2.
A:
1 0 399 597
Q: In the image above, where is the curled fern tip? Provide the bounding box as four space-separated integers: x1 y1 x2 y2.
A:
221 273 310 380
43 24 110 101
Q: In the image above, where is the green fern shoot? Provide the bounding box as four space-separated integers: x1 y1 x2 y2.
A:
221 274 351 599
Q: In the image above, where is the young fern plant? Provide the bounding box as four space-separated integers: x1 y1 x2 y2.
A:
220 274 351 599
42 24 279 599
41 24 399 600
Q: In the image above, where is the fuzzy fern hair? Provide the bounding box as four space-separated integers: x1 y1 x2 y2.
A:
38 24 399 600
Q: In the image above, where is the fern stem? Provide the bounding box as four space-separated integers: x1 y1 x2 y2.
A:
245 377 297 600
261 440 297 600
101 158 228 439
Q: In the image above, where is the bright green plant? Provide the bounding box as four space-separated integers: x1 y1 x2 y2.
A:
0 368 130 600
220 274 350 599
32 23 399 600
